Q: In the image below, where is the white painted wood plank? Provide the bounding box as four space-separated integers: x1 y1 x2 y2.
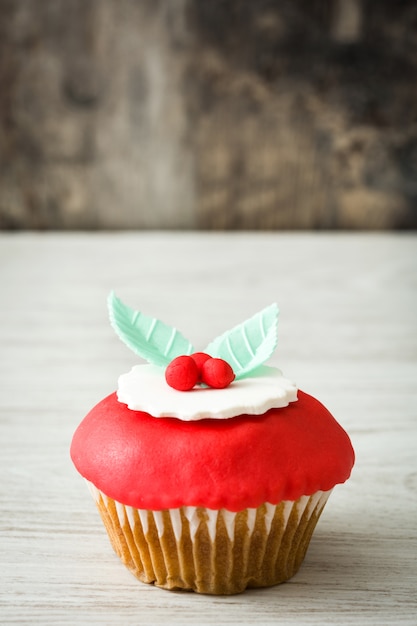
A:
0 232 416 625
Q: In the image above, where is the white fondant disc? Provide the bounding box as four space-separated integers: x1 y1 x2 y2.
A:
117 364 297 420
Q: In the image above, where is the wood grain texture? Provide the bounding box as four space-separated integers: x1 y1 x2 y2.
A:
0 232 416 625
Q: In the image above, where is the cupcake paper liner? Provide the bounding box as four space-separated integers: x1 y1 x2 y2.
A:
87 482 331 595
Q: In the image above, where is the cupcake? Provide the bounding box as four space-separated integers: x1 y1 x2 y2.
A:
70 293 355 595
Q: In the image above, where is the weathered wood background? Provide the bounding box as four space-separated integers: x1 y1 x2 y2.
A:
0 0 416 230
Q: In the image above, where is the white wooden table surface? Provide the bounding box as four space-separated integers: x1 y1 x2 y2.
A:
0 232 416 626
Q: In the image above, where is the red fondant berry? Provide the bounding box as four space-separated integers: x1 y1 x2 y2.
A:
190 352 211 382
201 358 235 389
165 355 199 391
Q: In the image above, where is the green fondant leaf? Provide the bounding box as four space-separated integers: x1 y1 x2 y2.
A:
204 303 279 379
108 292 194 367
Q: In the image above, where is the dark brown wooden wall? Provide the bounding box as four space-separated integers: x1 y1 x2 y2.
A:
1 0 416 230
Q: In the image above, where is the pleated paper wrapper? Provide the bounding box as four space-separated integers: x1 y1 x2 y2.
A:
87 481 331 595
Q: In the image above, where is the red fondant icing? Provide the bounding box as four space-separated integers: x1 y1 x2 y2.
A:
70 390 354 512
